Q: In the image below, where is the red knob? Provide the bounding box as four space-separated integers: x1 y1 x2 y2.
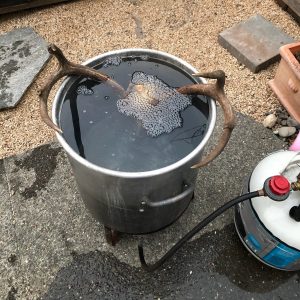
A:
269 175 290 196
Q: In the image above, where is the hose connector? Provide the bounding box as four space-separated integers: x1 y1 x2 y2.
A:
263 175 290 201
291 173 300 191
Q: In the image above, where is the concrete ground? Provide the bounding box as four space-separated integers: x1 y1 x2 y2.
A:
1 110 299 300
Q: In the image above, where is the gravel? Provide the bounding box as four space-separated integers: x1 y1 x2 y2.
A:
277 126 297 137
263 113 277 128
263 108 299 143
0 0 299 159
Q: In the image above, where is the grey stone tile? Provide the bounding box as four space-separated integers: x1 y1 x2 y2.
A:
0 27 50 109
218 14 294 72
0 1 72 15
275 0 300 24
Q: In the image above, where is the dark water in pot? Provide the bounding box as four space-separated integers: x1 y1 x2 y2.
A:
59 55 209 172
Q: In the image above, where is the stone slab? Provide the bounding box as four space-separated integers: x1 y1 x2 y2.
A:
0 0 73 15
2 110 300 299
218 14 294 73
0 27 50 109
275 0 300 24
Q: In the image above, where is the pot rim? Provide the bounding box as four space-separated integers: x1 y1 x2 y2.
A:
280 42 300 80
52 48 217 178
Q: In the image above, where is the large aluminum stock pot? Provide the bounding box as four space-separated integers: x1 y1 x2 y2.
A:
39 45 235 234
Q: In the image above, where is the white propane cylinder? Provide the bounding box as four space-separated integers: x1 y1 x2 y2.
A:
250 151 300 250
235 150 300 271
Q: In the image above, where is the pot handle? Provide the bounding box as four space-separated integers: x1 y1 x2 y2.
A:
143 184 194 208
177 70 235 169
39 44 125 133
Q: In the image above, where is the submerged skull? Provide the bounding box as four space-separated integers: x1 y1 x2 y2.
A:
117 72 192 137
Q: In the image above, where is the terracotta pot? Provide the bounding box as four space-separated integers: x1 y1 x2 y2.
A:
269 41 300 122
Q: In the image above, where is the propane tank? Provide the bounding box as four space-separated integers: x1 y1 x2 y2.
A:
235 150 300 271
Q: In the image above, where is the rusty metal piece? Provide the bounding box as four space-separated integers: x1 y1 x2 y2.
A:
39 44 125 133
104 226 120 246
291 182 300 191
177 70 235 169
291 174 300 191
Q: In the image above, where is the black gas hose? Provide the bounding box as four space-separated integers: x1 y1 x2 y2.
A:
138 189 265 272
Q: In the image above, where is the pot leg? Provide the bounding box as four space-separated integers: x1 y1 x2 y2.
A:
191 192 195 201
104 226 120 246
